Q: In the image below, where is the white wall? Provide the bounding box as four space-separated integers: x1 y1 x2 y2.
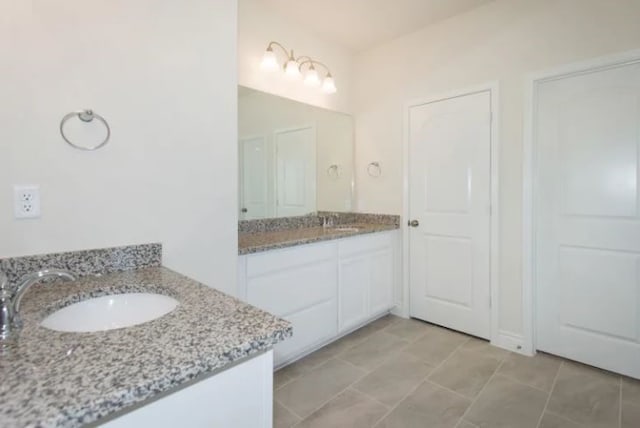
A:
238 89 354 215
238 0 353 114
0 1 239 295
353 0 640 335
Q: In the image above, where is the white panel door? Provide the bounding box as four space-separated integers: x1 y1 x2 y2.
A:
239 137 268 220
409 91 492 339
535 61 640 378
275 126 316 217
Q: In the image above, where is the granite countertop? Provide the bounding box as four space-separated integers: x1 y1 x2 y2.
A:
238 223 399 255
0 267 292 428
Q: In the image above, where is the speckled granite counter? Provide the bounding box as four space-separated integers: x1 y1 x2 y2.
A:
239 223 399 255
0 267 291 428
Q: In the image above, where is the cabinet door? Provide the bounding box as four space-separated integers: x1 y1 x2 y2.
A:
276 299 337 365
338 256 370 333
369 249 394 316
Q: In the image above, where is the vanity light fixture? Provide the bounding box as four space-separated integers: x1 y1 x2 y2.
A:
260 41 337 94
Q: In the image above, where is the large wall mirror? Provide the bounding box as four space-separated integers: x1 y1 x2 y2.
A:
238 86 354 220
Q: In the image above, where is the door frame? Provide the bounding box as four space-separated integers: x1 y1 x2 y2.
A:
401 82 501 346
522 49 640 356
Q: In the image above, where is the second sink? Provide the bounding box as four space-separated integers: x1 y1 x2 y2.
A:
41 292 179 333
328 226 361 232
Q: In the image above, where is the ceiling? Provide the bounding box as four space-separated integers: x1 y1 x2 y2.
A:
258 0 495 52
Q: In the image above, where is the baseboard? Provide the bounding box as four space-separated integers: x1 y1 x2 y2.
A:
390 304 409 319
492 330 533 356
274 311 394 370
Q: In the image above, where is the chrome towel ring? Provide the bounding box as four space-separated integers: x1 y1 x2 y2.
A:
60 109 111 151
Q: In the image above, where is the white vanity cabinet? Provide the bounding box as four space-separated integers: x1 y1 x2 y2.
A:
338 232 394 333
101 351 273 428
237 230 399 367
241 242 338 364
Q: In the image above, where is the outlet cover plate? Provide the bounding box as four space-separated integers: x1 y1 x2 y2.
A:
14 185 41 219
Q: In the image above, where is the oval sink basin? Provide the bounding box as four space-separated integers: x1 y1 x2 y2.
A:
41 293 179 333
330 227 361 232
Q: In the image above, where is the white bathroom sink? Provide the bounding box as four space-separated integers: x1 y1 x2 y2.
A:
41 292 179 333
329 226 361 232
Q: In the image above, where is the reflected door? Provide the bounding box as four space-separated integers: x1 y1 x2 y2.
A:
275 126 316 217
409 91 492 339
239 136 268 220
535 61 640 378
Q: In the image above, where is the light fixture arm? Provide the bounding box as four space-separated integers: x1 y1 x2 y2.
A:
298 58 332 76
267 41 294 60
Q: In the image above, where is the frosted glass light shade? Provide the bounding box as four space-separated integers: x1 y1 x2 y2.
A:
304 66 320 87
260 48 279 72
322 75 337 94
284 59 301 78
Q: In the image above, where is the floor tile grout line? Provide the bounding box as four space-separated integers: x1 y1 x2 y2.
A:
372 336 473 427
334 335 413 374
370 370 432 428
454 353 507 427
344 386 392 411
425 377 482 402
541 361 622 428
282 319 412 427
275 397 305 424
275 354 336 391
619 376 623 428
279 320 480 428
290 328 418 427
534 360 563 428
274 372 294 392
496 371 556 395
543 409 588 426
426 344 511 398
289 357 373 426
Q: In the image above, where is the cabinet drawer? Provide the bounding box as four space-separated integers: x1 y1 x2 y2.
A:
247 259 337 316
246 242 336 277
339 231 393 258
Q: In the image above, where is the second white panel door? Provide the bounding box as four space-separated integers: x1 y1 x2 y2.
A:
409 90 492 339
274 126 316 217
239 137 268 220
535 61 640 378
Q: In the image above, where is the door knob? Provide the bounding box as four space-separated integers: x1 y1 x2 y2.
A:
408 219 419 227
241 208 248 213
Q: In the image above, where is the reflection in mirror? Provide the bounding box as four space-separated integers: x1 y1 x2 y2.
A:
238 86 354 220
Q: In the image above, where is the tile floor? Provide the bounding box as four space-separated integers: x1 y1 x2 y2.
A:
273 315 640 428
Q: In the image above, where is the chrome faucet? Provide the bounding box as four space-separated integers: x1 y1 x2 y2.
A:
0 269 76 341
321 214 338 228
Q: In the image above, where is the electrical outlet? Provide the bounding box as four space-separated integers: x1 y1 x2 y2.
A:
14 185 41 219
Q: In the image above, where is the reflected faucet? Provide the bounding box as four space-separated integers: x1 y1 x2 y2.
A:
0 269 76 341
